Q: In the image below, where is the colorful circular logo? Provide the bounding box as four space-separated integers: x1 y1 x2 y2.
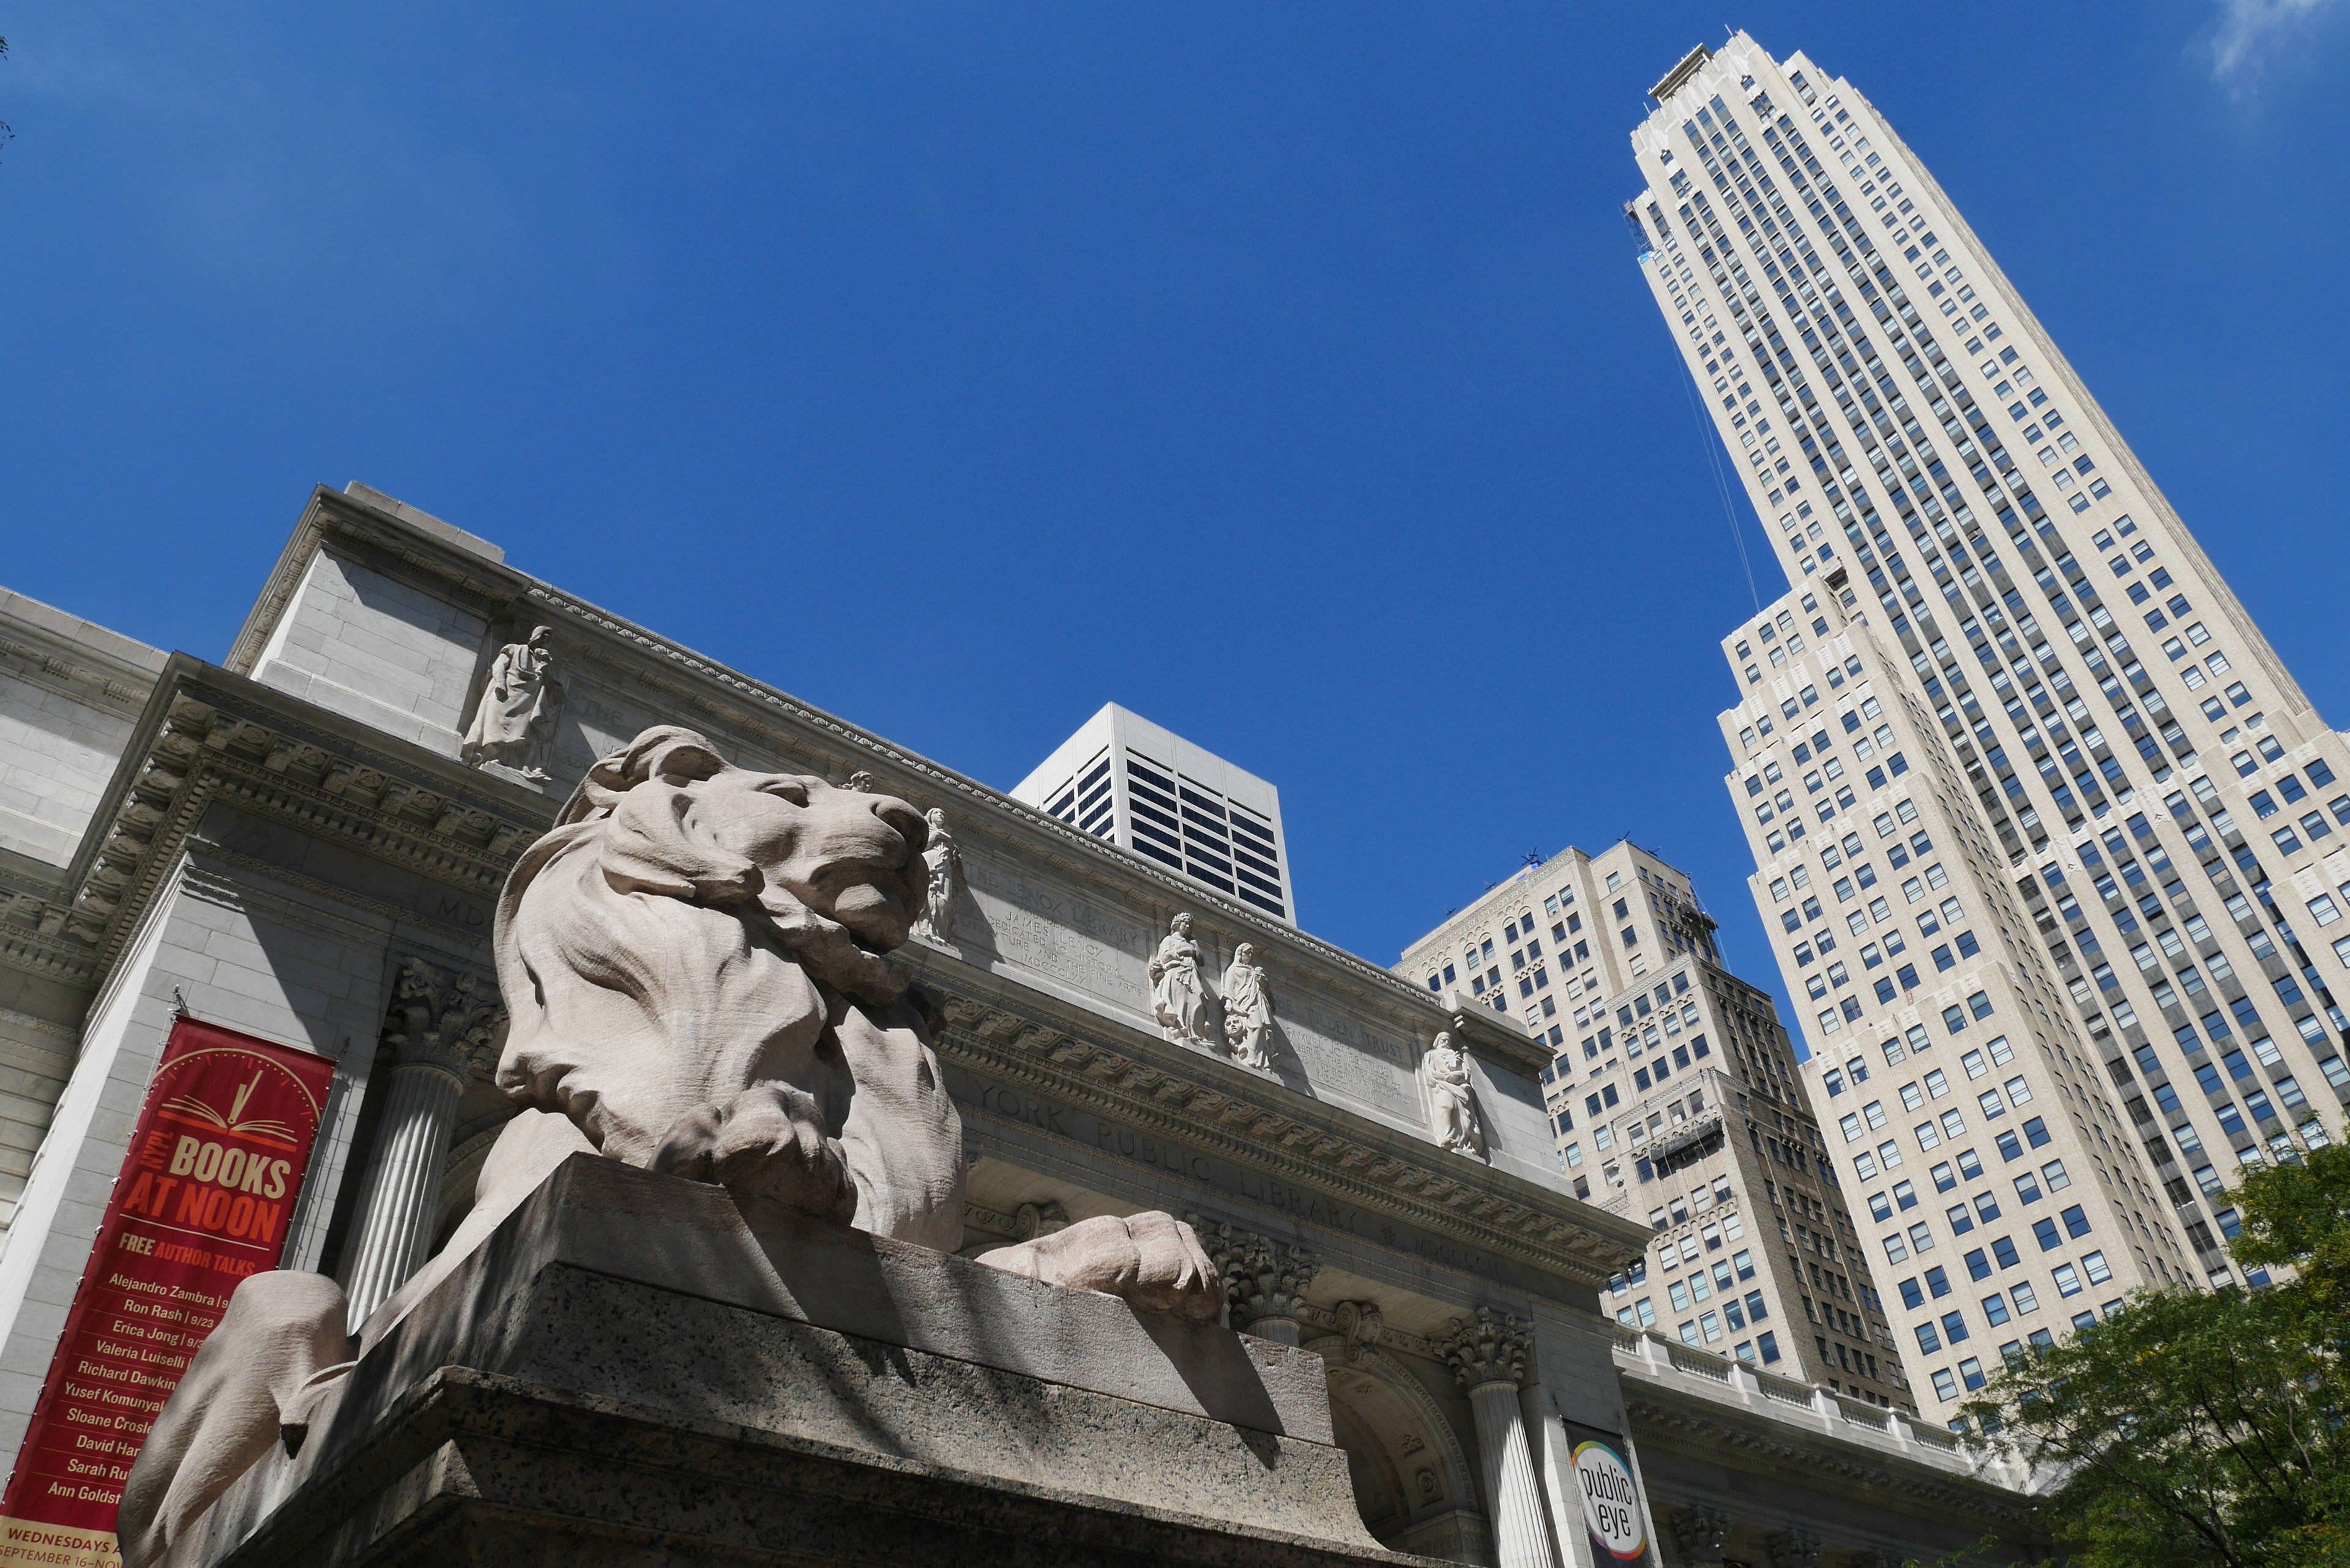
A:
1573 1439 1646 1561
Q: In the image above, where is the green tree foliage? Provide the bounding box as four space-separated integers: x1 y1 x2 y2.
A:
1959 1143 2350 1567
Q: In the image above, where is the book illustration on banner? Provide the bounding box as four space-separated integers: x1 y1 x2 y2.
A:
0 1019 338 1568
159 1070 302 1145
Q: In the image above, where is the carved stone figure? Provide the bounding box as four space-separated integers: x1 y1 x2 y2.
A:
910 805 960 944
1148 913 1215 1048
1220 941 1272 1069
119 726 1222 1568
1419 1031 1485 1159
461 626 562 782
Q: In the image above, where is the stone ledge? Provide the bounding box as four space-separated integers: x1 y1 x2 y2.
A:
172 1155 1411 1566
176 1368 1440 1568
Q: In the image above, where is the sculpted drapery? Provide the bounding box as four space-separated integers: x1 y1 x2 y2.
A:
1220 943 1272 1069
461 626 562 782
1149 913 1215 1048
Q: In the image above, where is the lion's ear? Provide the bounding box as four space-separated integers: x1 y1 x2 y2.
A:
599 782 763 905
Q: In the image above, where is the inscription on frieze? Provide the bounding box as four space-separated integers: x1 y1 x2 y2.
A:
963 857 1144 998
1277 994 1415 1116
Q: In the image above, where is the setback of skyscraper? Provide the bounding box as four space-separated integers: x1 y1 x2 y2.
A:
1630 34 2350 1428
1400 841 1912 1410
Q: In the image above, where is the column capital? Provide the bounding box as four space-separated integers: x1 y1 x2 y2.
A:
1184 1215 1322 1331
1670 1506 1731 1564
384 957 506 1083
1767 1526 1824 1568
1438 1306 1532 1391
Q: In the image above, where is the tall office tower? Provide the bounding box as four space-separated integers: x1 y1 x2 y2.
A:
1400 842 1912 1408
1012 703 1294 922
1628 36 2350 1427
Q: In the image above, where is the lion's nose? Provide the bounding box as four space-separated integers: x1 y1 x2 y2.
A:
871 797 927 857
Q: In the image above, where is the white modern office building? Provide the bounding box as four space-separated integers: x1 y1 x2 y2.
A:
1011 703 1293 924
1629 35 2350 1426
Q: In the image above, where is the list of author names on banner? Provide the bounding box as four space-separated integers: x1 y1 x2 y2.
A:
0 1019 335 1568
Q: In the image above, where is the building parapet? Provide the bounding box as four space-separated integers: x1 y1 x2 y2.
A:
1610 1322 2037 1494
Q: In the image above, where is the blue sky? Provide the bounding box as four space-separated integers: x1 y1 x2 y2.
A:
5 2 2348 1023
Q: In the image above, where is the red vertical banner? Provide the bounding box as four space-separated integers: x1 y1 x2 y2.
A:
0 1017 337 1568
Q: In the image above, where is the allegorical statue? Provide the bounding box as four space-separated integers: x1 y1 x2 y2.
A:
118 727 1222 1567
910 805 960 944
1419 1031 1484 1160
461 625 562 782
1148 913 1214 1048
1220 942 1272 1070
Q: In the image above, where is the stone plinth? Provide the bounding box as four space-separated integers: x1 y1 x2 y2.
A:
167 1155 1428 1568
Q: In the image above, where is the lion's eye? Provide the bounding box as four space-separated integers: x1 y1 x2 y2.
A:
756 779 810 805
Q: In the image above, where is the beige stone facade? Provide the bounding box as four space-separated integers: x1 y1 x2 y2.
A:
0 483 2049 1563
1401 842 1913 1412
1630 34 2350 1426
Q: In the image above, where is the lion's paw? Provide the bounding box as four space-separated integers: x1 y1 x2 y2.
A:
651 1084 857 1223
974 1211 1224 1322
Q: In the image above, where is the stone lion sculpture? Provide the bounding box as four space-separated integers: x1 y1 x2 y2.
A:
119 726 1221 1567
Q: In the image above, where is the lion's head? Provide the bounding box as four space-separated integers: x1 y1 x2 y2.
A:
491 726 938 1167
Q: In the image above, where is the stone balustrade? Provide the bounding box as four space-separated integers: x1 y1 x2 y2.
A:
1607 1323 2033 1490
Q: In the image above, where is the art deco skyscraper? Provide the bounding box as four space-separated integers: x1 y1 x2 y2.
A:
1628 35 2350 1427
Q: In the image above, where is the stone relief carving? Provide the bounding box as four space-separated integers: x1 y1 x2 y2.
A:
1767 1526 1824 1568
1332 1300 1384 1363
1418 1030 1484 1160
120 726 1226 1567
909 806 961 945
1437 1306 1530 1390
845 770 876 792
461 626 564 783
1185 1215 1322 1335
382 957 507 1081
1148 912 1216 1048
1670 1505 1731 1563
1220 941 1272 1069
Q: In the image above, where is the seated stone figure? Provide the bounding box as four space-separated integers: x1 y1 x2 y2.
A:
119 726 1222 1567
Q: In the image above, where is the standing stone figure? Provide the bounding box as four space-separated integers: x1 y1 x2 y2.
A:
1220 942 1272 1069
461 626 562 782
911 806 961 944
1149 913 1214 1048
1419 1031 1484 1159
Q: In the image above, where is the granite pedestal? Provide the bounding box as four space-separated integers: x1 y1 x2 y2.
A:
166 1155 1432 1567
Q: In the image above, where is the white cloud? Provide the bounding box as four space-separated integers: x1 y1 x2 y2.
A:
2210 0 2346 91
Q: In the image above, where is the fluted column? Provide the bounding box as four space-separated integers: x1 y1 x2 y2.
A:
341 960 504 1329
1441 1309 1559 1568
1185 1215 1322 1345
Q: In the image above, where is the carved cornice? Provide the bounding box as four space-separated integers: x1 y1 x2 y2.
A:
513 586 1546 1075
923 973 1649 1287
24 657 555 980
0 609 162 721
225 488 513 678
218 487 1547 1078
